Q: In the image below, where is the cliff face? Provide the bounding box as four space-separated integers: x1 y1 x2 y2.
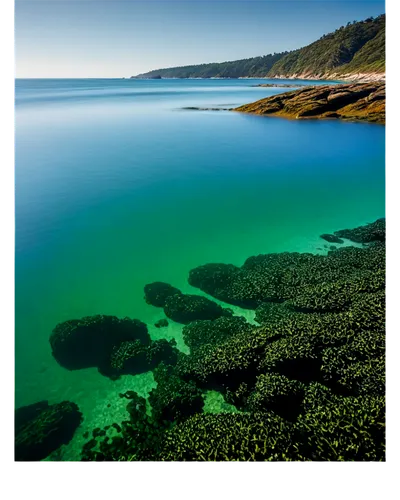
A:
133 15 385 82
234 83 385 124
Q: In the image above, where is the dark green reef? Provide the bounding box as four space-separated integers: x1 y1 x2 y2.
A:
15 218 386 461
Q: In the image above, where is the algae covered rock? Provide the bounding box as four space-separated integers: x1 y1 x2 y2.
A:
188 263 240 302
189 226 385 310
15 401 82 461
147 338 179 368
182 315 251 351
104 338 179 378
125 391 147 421
155 318 169 328
320 233 344 244
294 395 385 461
81 411 166 461
159 412 295 461
176 324 279 390
107 340 148 376
247 373 306 421
144 282 182 307
149 363 204 423
163 293 232 324
50 315 150 370
334 218 385 243
254 301 295 325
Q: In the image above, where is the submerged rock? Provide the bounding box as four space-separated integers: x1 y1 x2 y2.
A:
164 293 233 324
15 401 82 461
155 318 169 328
144 282 182 307
104 338 179 378
149 363 204 423
126 392 147 421
50 315 150 370
182 315 251 351
254 301 295 325
334 218 385 243
189 226 385 309
320 233 344 244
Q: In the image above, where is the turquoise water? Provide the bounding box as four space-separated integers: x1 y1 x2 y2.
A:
15 78 385 456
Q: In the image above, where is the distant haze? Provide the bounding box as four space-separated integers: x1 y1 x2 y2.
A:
15 0 385 78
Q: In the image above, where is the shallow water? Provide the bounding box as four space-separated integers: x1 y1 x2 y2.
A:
15 78 385 458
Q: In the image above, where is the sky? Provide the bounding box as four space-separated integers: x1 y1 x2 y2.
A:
15 0 385 78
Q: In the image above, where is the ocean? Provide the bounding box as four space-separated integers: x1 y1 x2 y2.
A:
15 78 385 459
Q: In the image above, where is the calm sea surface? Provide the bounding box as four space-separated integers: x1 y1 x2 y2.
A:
15 78 385 455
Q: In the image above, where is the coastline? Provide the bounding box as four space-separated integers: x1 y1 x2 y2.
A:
268 72 385 84
131 74 384 85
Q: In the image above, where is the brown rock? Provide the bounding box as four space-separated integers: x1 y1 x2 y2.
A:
234 83 385 124
327 91 351 102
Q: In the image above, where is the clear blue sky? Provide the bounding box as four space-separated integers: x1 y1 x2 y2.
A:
15 0 385 78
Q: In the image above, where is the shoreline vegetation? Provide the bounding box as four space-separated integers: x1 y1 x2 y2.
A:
132 14 385 83
15 219 385 461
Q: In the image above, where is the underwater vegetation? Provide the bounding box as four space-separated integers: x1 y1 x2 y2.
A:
144 281 233 324
15 218 385 461
82 218 386 461
49 315 179 378
15 401 82 461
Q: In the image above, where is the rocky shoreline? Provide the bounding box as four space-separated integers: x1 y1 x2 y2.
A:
269 72 384 84
234 83 385 124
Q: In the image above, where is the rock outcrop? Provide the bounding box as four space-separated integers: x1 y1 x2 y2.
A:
234 83 385 124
